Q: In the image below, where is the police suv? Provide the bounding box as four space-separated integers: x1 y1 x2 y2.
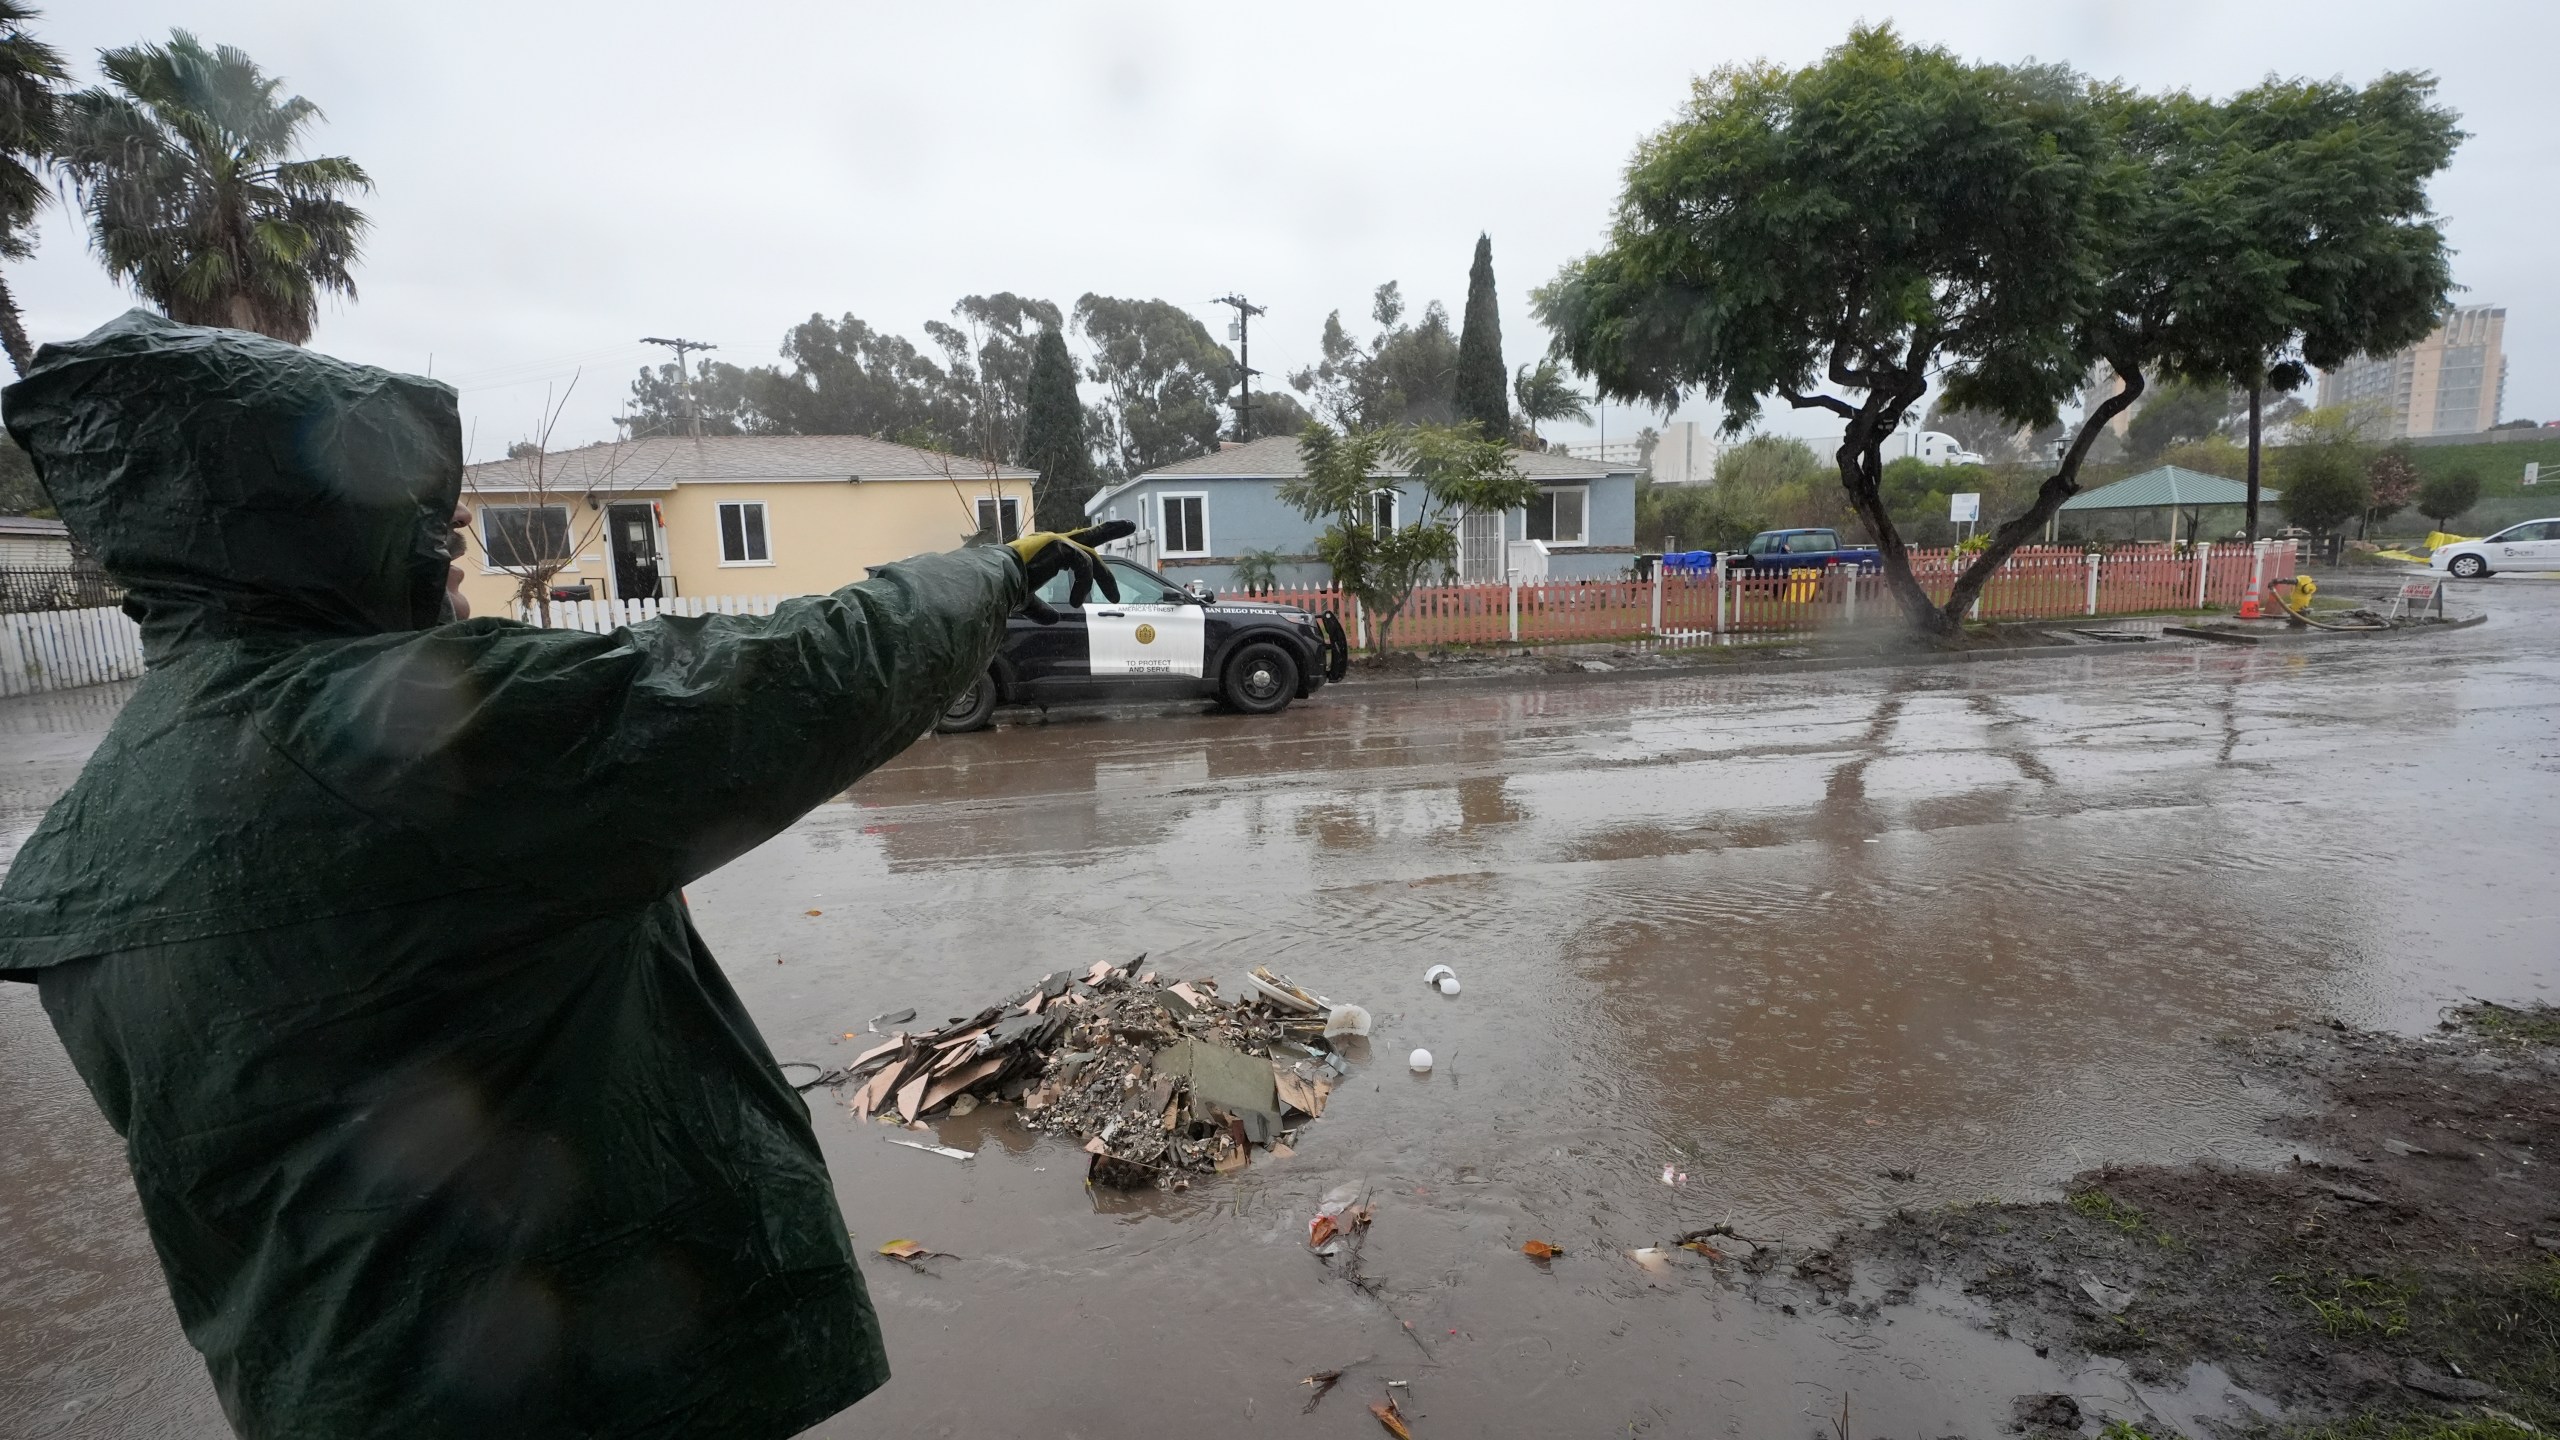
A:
935 555 1350 733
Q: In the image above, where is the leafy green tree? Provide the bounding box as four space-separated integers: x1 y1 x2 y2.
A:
0 3 65 375
1538 29 2125 637
1537 27 2458 638
1020 325 1098 531
1290 282 1459 430
2415 467 2480 529
2165 74 2462 537
2277 404 2376 538
1454 233 1509 437
1240 387 1312 440
2364 446 2418 532
926 293 1062 462
621 358 755 438
2279 450 2369 537
1512 360 1589 443
769 312 975 445
1074 294 1233 478
1278 423 1538 653
1713 435 1825 494
2159 435 2246 479
2124 379 2231 461
1639 481 1767 553
60 31 371 344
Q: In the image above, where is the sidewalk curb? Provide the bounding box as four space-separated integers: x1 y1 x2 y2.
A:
1322 612 2488 698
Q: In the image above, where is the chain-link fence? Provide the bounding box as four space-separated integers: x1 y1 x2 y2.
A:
0 566 123 614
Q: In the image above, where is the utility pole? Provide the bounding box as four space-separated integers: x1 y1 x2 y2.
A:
2244 380 2263 544
1212 295 1265 442
640 336 718 438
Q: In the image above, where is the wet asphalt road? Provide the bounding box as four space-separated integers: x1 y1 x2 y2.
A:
3 575 2554 1438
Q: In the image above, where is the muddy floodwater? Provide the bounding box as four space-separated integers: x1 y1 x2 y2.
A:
5 579 2555 1438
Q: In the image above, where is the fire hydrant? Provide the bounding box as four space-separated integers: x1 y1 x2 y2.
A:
2276 574 2316 617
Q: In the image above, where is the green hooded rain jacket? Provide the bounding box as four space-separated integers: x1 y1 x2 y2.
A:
0 312 1024 1438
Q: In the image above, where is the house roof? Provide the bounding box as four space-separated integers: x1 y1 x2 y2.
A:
463 434 1036 496
0 515 68 537
2059 466 2278 511
1085 434 1628 515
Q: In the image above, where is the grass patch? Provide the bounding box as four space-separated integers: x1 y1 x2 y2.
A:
2271 1270 2414 1338
2458 1002 2560 1048
2071 1188 2186 1248
2282 1419 2542 1440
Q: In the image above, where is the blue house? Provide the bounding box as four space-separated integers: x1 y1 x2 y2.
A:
1083 433 1639 591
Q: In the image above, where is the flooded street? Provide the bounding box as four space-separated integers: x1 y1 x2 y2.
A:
6 583 2556 1438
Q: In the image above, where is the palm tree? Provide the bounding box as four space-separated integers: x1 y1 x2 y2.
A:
1512 359 1590 445
0 4 67 376
59 31 370 344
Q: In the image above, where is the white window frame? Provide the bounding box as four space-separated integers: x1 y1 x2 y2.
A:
1372 488 1400 532
1524 485 1590 547
974 495 1023 543
717 500 774 566
1159 491 1210 557
478 503 574 573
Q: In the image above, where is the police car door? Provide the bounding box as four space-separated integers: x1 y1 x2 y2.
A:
1084 560 1206 687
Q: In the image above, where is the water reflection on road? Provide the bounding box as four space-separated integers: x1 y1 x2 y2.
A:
5 580 2556 1437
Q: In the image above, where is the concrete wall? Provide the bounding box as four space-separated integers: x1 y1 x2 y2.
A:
456 476 1035 617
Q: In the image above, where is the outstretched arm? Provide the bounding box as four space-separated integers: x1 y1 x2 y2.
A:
263 545 1027 905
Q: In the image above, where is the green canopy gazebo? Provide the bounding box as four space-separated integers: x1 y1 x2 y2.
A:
2053 465 2279 545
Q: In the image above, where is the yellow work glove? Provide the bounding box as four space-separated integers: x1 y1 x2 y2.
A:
1007 521 1136 623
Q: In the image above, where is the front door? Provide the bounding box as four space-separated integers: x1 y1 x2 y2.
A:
607 502 662 600
1458 509 1505 583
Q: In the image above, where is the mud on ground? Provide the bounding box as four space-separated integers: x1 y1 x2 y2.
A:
1826 1006 2560 1436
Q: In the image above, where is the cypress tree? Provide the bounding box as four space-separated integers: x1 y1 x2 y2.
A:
1021 326 1098 531
1453 233 1510 439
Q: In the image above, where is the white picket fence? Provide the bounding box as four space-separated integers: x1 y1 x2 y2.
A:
511 594 786 634
0 596 791 700
0 605 147 698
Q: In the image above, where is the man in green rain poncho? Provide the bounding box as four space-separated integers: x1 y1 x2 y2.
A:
0 311 1132 1439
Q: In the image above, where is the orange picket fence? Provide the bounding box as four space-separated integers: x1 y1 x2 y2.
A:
1246 540 2297 651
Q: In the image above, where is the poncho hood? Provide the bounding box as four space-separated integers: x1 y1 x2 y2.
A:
3 310 462 656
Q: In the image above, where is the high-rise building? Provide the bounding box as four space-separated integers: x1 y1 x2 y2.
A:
2316 304 2508 438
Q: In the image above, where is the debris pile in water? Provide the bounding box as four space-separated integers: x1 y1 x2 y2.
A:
812 959 1356 1187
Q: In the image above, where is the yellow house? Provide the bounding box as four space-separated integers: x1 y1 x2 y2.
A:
454 435 1037 619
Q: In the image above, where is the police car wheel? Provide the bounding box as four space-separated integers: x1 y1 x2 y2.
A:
1220 643 1298 715
2447 554 2487 579
934 671 998 734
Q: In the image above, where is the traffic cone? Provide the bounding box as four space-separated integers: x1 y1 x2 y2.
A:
2238 572 2262 619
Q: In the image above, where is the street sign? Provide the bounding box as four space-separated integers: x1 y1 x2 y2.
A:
2390 576 2444 622
2525 461 2540 487
1949 492 1981 523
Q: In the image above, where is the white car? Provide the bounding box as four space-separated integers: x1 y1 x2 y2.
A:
2430 519 2560 578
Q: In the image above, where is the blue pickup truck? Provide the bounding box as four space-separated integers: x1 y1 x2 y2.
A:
1729 528 1882 571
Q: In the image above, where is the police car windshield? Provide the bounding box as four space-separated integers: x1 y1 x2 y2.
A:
1034 558 1182 606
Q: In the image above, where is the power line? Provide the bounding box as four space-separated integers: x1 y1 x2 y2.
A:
1212 295 1265 442
640 336 718 438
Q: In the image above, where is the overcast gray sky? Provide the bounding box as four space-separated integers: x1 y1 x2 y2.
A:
21 2 2559 460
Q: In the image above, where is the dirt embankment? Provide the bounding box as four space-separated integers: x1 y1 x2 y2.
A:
1826 1005 2560 1439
